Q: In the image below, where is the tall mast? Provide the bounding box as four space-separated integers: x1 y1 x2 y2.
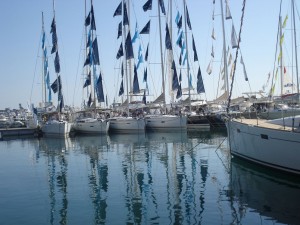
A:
168 0 174 102
292 0 299 96
158 0 166 111
279 16 284 96
220 0 229 99
123 0 130 115
183 0 191 112
42 12 46 104
127 0 133 103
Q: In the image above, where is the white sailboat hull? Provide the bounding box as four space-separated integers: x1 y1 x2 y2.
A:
42 120 72 136
73 118 108 134
108 117 145 133
145 115 187 130
226 119 300 175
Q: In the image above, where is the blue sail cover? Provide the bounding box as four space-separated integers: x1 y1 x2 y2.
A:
133 65 140 94
197 67 205 93
165 24 172 50
143 0 152 11
113 2 122 17
140 20 150 34
125 31 134 59
96 72 104 102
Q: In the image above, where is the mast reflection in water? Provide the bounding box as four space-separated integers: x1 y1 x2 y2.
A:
1 129 300 224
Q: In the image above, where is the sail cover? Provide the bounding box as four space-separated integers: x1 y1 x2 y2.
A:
197 67 205 93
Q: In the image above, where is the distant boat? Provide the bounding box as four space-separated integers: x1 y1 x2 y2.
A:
41 0 72 136
140 0 187 130
72 1 108 134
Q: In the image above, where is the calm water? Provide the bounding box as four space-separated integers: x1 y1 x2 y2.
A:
0 129 300 225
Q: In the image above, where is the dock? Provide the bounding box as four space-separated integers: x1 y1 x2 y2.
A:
0 127 40 140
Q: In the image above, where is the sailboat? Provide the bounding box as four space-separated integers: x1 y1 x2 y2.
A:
108 0 145 133
174 0 210 130
141 0 187 131
226 0 300 175
27 12 55 129
41 0 72 136
72 0 109 134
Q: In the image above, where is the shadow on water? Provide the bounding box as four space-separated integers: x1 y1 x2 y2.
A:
228 157 300 225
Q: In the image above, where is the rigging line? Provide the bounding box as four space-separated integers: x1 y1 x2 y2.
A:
30 30 43 105
214 137 230 174
270 0 283 100
227 0 246 114
72 25 85 107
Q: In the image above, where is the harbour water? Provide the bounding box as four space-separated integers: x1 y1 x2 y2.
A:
0 129 300 225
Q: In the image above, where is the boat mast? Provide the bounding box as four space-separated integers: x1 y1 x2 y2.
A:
279 16 284 96
84 0 88 107
220 0 229 99
42 12 46 105
183 0 191 112
123 0 130 115
158 0 166 112
168 0 174 103
292 0 299 96
52 0 60 117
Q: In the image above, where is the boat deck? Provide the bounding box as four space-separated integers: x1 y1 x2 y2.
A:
233 119 296 132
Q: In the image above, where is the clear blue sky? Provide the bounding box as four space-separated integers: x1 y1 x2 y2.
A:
0 0 295 110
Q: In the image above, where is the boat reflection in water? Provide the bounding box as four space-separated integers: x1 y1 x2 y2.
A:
230 157 300 225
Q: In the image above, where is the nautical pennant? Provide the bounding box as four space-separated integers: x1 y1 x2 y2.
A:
197 67 205 93
96 72 104 102
123 3 129 26
159 0 166 15
113 2 122 17
143 0 152 12
186 6 192 30
125 32 134 59
116 42 124 59
117 22 122 39
133 64 140 94
140 20 151 34
165 24 172 50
